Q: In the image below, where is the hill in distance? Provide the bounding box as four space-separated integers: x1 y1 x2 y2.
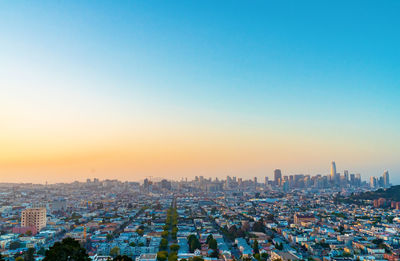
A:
352 185 400 202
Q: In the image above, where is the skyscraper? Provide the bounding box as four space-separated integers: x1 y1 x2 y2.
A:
370 176 377 188
274 169 282 186
343 170 349 182
330 161 337 179
383 170 390 188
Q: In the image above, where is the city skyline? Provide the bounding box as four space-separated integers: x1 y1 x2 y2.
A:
0 161 391 187
1 1 400 184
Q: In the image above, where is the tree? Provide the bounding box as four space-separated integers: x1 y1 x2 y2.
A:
159 238 168 251
129 242 137 247
110 247 120 258
227 225 238 238
187 235 201 253
372 238 384 245
170 244 180 252
157 251 168 261
25 247 35 261
171 227 178 240
161 231 169 238
237 229 246 238
168 252 178 261
253 221 265 233
265 214 275 221
206 234 214 244
15 257 24 261
208 238 218 250
107 233 114 241
38 247 46 256
137 229 144 236
261 252 269 260
275 242 283 251
114 255 133 261
252 240 259 254
44 237 90 261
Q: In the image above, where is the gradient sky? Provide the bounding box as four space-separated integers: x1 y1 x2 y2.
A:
0 1 399 184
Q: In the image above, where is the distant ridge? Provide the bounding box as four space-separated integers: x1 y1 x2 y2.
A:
352 185 400 201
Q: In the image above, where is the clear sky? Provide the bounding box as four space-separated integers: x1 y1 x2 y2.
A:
0 1 399 184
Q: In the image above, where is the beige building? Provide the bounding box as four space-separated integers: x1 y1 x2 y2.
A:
21 208 47 232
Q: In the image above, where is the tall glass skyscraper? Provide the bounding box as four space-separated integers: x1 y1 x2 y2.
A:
383 170 390 188
330 161 337 178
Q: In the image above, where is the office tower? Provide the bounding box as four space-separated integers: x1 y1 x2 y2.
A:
265 177 269 184
144 178 149 188
282 180 289 193
355 173 361 186
330 161 341 186
350 174 355 185
289 175 294 188
21 208 47 232
226 176 231 189
304 175 311 187
343 170 349 182
379 176 384 187
370 176 377 188
330 161 337 179
274 169 282 186
383 170 390 188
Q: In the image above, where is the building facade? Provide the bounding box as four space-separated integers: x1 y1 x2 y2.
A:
21 207 47 232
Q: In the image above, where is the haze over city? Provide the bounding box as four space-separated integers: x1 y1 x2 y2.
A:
1 1 400 184
3 2 400 261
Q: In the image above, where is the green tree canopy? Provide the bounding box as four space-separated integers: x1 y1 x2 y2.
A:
170 244 180 252
157 251 168 261
253 240 259 254
44 237 90 261
187 235 201 253
168 252 178 261
206 234 213 244
137 229 144 236
110 246 120 258
208 238 218 250
114 255 133 261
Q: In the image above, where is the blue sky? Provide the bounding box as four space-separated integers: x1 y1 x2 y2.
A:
0 1 399 183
